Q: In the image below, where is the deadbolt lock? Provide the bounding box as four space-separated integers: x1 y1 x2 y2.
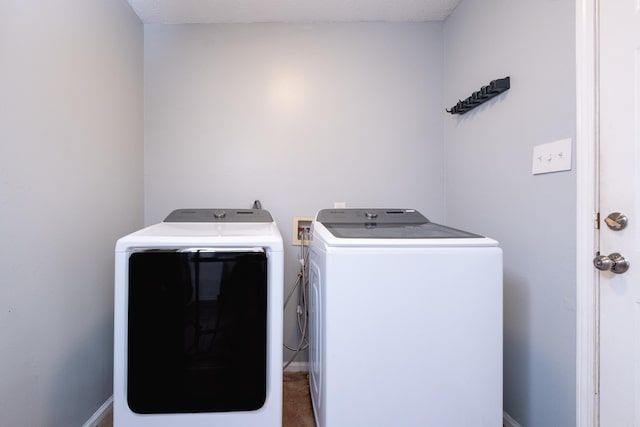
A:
604 212 628 231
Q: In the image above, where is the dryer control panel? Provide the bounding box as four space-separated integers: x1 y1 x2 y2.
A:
164 208 273 223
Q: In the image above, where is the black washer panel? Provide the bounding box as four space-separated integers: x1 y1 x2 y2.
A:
316 208 481 239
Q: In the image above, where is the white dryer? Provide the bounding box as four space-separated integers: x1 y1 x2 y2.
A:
114 209 283 427
309 208 502 427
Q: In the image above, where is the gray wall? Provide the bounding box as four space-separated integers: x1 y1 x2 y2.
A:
443 1 576 426
143 22 445 362
0 2 579 424
0 1 143 425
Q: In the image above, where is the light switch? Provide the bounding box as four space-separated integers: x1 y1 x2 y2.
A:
532 138 572 175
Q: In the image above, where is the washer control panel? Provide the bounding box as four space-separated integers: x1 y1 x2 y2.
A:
316 208 481 239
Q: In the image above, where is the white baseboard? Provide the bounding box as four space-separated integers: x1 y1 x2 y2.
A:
283 361 309 372
82 396 113 427
503 411 522 427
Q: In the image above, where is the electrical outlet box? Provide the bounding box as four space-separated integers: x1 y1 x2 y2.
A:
292 216 313 246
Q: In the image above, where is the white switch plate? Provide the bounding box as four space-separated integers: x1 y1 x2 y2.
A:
532 138 572 175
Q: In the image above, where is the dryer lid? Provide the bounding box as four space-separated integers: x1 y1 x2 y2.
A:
316 208 482 239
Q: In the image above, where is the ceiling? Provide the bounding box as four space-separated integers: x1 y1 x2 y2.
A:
127 0 462 24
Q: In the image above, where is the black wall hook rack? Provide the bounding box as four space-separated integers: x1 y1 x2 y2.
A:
446 76 510 115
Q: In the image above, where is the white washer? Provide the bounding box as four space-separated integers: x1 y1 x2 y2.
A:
309 208 502 427
114 209 283 427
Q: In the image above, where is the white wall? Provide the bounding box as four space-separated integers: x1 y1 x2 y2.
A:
144 22 445 362
443 1 576 425
0 1 143 425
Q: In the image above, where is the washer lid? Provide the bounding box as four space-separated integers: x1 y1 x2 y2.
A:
316 208 482 239
164 208 273 223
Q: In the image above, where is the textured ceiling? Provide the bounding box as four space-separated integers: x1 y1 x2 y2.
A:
127 0 462 24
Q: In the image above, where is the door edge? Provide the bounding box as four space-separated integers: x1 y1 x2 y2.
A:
575 0 600 425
